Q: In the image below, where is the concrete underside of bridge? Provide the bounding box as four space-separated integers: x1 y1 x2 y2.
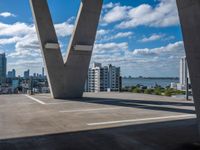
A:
30 0 103 99
177 0 200 133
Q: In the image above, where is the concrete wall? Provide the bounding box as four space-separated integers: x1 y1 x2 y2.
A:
177 0 200 131
30 0 103 98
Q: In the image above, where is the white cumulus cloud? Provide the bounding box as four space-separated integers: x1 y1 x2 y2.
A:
139 34 164 43
102 0 179 28
103 5 131 23
0 20 74 58
0 12 16 18
132 41 184 56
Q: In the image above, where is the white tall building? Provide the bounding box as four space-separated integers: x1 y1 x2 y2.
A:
180 57 190 85
177 57 190 90
86 63 121 92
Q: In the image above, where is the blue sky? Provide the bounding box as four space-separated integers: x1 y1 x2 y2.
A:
0 0 185 77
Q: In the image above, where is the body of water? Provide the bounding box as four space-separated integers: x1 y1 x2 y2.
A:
122 78 179 88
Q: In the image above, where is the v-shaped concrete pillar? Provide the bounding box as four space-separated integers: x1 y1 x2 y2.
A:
177 0 200 132
30 0 103 98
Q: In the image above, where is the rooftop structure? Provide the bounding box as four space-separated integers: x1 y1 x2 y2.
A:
0 92 197 149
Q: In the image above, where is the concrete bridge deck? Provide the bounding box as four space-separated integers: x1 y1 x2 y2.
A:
0 92 199 150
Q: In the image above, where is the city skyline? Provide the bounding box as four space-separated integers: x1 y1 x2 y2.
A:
7 67 46 78
0 0 185 77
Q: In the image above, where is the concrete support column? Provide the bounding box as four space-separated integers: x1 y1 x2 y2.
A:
177 0 200 131
30 0 103 98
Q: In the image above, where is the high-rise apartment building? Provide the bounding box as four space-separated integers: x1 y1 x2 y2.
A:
0 53 7 84
180 57 190 85
108 64 121 91
86 63 120 92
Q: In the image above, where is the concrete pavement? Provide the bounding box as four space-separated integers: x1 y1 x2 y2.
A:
0 92 198 150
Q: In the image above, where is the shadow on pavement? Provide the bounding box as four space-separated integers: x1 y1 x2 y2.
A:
0 119 199 150
66 97 195 114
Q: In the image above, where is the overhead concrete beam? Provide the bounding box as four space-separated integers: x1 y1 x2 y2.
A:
30 0 103 98
177 0 200 131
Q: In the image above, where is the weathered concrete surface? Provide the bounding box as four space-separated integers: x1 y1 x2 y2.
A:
177 0 200 132
0 93 198 149
30 0 103 98
0 119 199 150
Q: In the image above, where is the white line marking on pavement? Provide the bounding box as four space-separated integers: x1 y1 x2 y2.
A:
25 95 46 105
60 107 122 113
87 114 196 126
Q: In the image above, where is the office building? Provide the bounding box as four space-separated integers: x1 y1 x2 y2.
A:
24 69 30 79
0 53 7 84
7 69 16 78
86 63 120 92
